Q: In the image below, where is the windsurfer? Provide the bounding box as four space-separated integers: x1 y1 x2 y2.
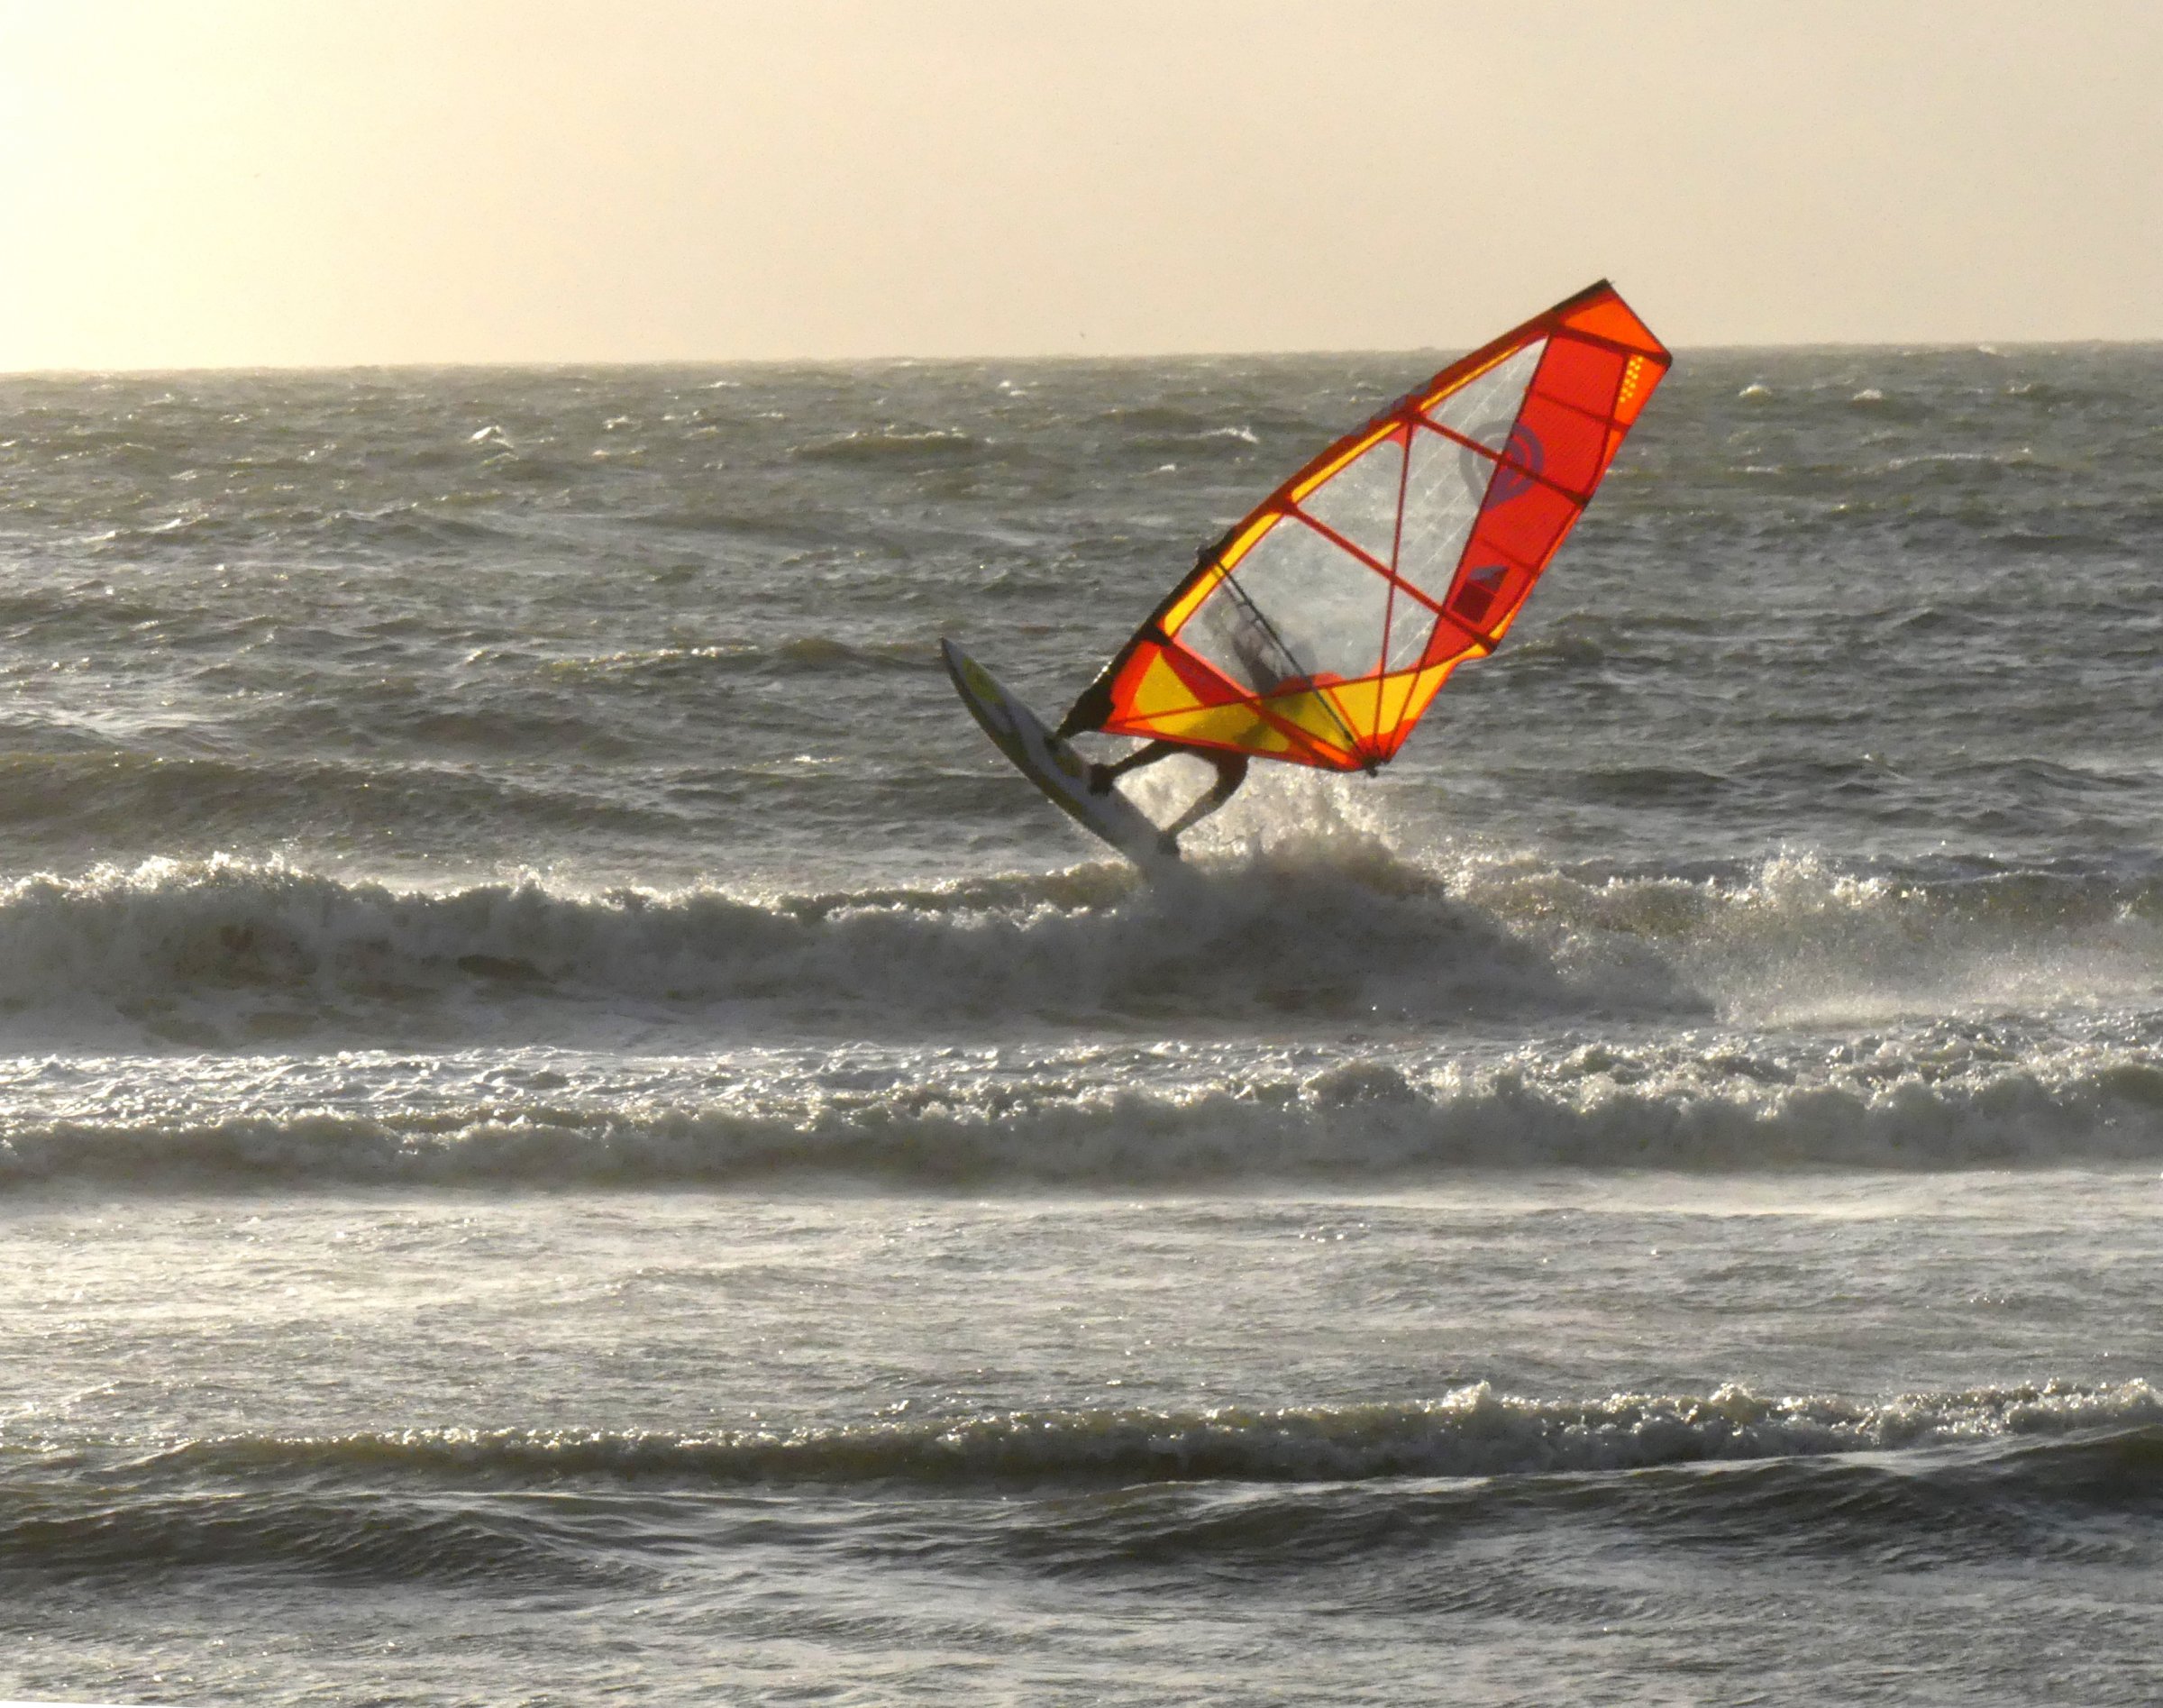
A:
947 285 1671 872
1053 543 1278 846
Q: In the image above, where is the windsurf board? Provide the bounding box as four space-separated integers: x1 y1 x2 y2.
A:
941 638 1179 875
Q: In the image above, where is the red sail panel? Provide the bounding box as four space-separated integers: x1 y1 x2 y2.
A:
1094 281 1671 772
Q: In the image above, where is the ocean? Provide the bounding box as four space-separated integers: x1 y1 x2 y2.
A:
1 342 2160 1703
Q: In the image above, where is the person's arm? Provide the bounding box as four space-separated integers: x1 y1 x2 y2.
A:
1054 672 1117 742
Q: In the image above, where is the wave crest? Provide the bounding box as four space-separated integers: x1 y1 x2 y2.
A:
114 1381 2163 1489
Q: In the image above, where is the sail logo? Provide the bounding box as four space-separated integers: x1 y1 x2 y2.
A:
1458 421 1546 505
1490 422 1546 503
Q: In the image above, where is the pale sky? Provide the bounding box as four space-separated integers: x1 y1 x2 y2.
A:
1 0 2157 370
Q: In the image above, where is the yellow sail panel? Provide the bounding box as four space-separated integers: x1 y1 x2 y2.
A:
1100 639 1330 762
1125 649 1207 721
1127 702 1301 754
1319 675 1386 737
1256 684 1363 765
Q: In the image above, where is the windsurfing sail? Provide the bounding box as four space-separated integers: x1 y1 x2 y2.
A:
1071 280 1670 772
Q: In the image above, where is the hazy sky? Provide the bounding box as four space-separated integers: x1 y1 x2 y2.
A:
2 0 2158 369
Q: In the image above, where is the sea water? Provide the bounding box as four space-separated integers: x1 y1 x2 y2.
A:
0 346 2159 1703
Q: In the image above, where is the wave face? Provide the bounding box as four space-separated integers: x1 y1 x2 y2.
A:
7 1386 2161 1612
2 838 2162 1044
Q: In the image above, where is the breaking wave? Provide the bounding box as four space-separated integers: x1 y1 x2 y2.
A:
7 1027 2163 1185
0 839 2158 1050
0 846 1702 1047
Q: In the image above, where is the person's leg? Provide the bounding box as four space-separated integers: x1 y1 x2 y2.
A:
1161 753 1249 842
1086 739 1181 793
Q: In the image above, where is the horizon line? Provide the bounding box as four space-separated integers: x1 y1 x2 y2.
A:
5 334 2160 381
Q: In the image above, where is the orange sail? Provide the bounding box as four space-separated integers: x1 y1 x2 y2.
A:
1079 281 1670 772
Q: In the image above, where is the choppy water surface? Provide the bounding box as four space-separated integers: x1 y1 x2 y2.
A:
2 344 2160 1703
